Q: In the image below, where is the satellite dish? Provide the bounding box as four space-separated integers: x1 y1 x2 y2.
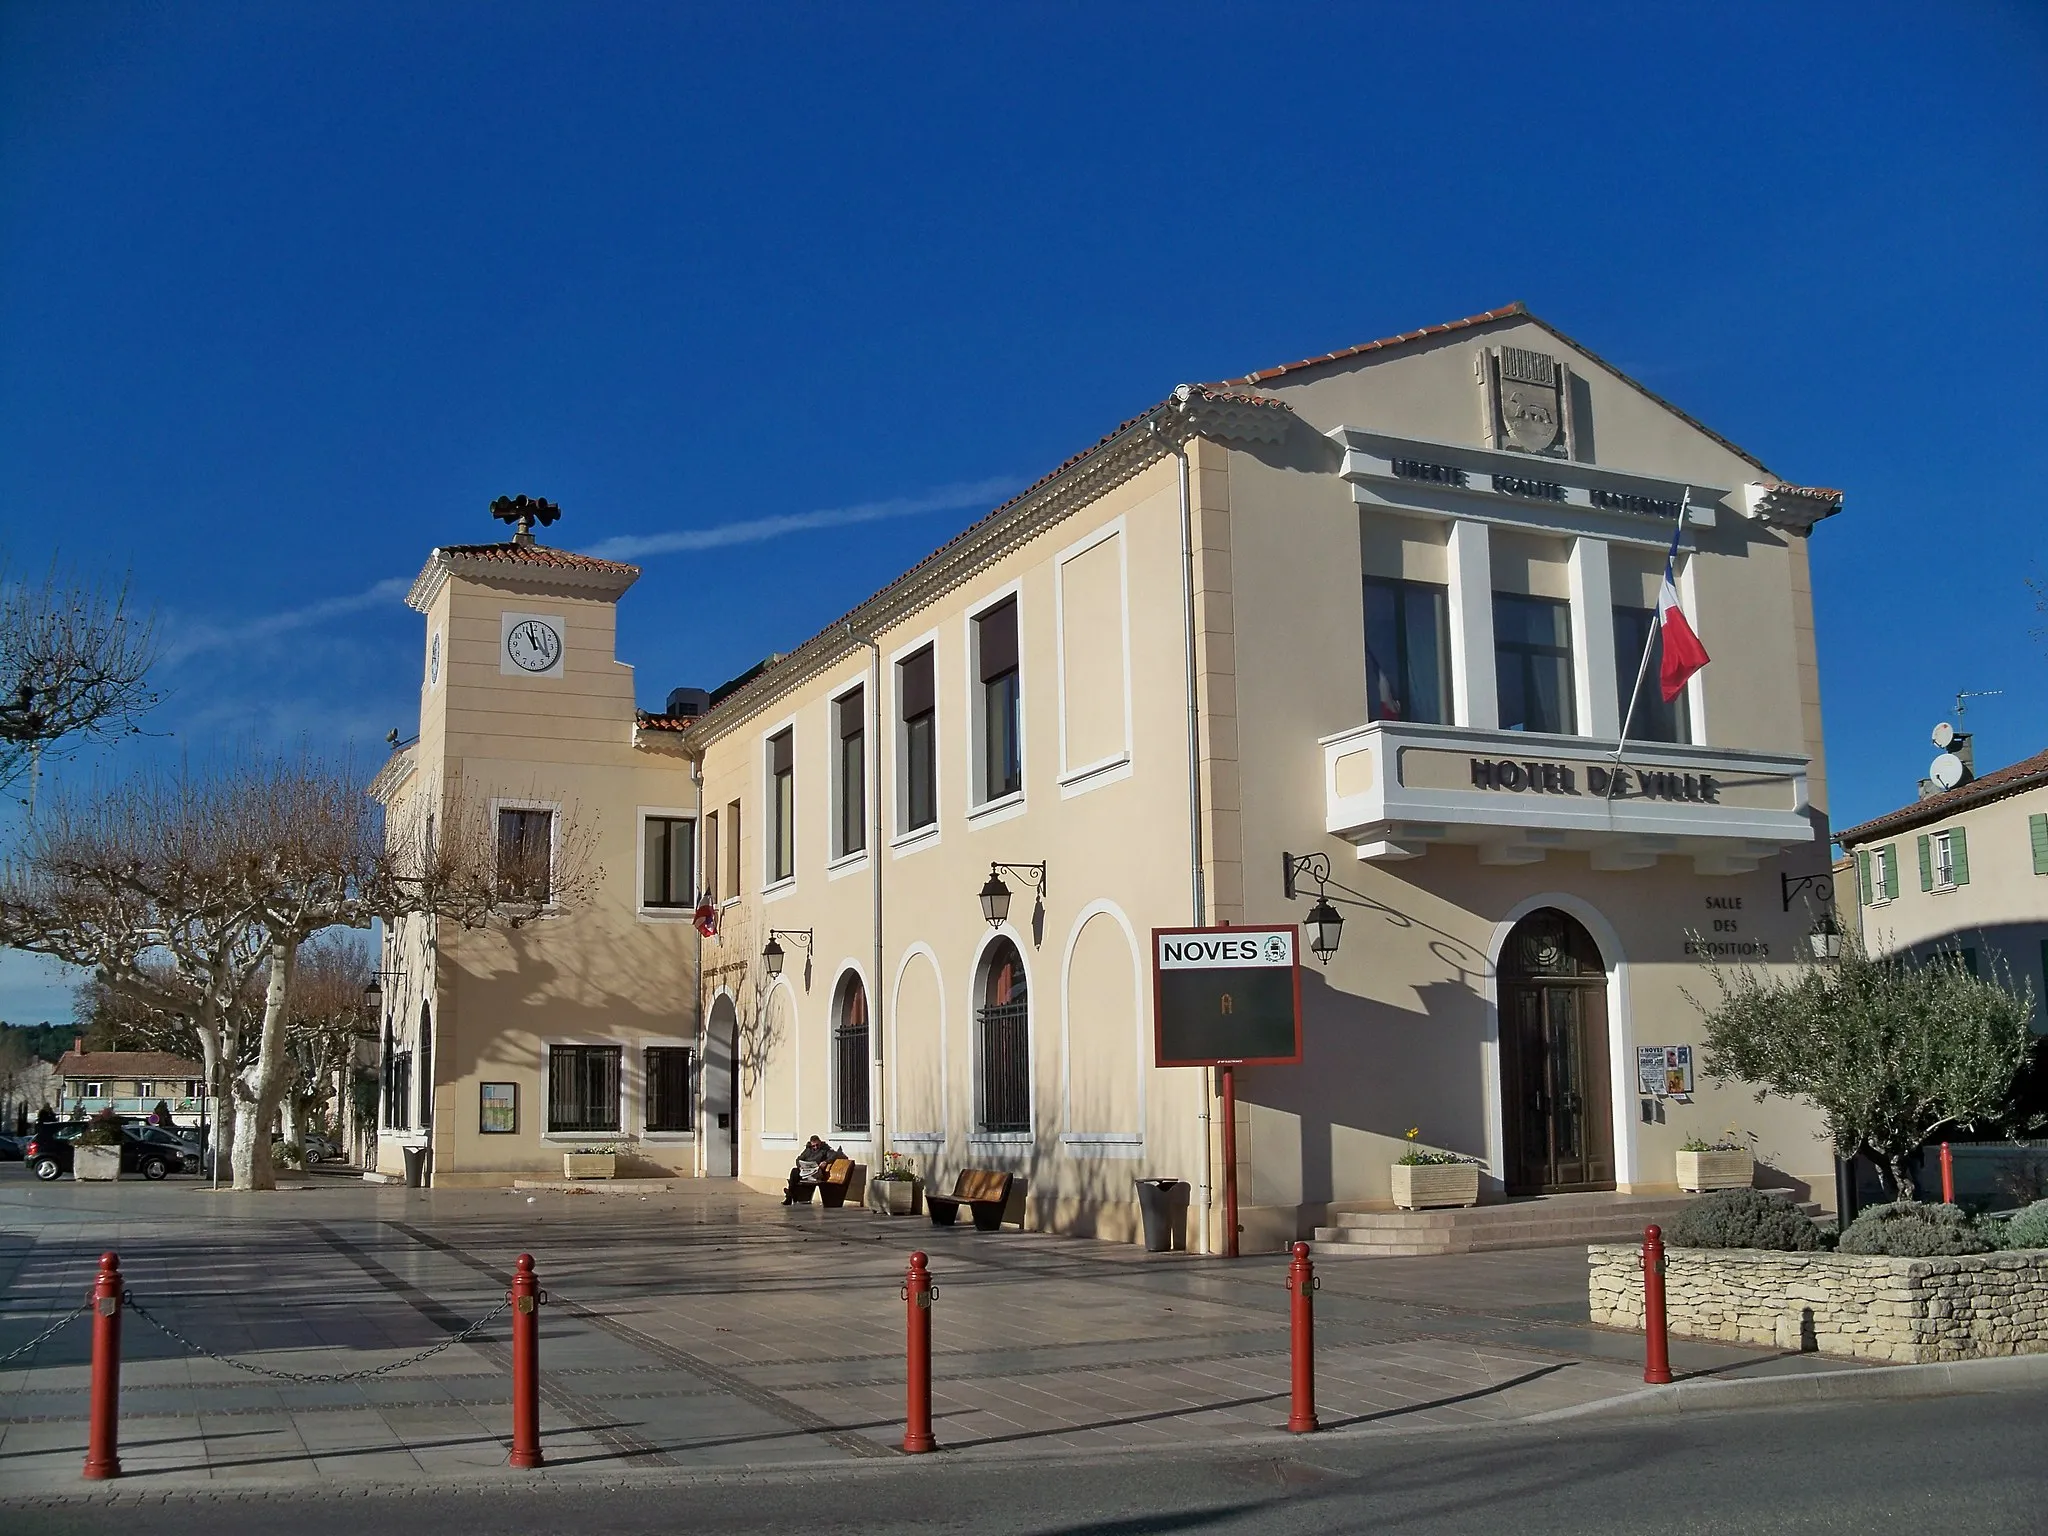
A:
1930 752 1966 790
1932 721 1955 748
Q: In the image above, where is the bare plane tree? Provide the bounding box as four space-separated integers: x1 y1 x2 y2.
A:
0 562 160 797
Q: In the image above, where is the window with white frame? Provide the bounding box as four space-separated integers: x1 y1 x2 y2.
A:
1869 845 1896 904
768 729 795 885
496 807 554 902
84 1081 102 1099
976 940 1030 1133
704 808 720 901
547 1045 621 1133
898 646 937 833
973 597 1022 804
1932 830 1957 890
137 1081 154 1099
642 815 696 909
834 687 866 858
832 973 871 1134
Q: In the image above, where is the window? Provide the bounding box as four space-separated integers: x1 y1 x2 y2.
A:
704 809 720 901
84 1081 102 1100
644 1047 695 1133
185 1080 203 1098
642 816 696 908
1864 844 1900 905
833 975 871 1134
1921 827 1970 892
548 1046 621 1133
725 801 742 897
899 646 937 832
497 807 554 902
768 729 794 884
1494 594 1576 735
1932 831 1957 890
835 687 866 858
976 940 1030 1133
1363 577 1451 724
1612 606 1691 744
137 1081 154 1099
417 1004 433 1130
975 598 1022 802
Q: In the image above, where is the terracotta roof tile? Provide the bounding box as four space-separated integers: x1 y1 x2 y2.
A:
1836 746 2048 846
439 542 640 575
57 1049 204 1079
635 713 692 732
1223 304 1532 384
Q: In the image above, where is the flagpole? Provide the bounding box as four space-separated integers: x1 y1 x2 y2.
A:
1608 490 1691 792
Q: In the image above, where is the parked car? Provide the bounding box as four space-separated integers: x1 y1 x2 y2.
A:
0 1133 25 1162
302 1132 344 1163
23 1122 190 1181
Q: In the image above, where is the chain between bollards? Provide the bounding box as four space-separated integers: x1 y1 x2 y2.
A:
509 1253 545 1469
83 1252 124 1481
901 1251 936 1453
1642 1224 1673 1385
1285 1241 1319 1433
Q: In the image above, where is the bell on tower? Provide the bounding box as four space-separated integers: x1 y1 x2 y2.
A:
489 495 562 547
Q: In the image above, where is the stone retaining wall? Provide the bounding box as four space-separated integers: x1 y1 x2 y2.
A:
1587 1244 2048 1363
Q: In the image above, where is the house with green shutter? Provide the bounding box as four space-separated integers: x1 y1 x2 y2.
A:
1836 742 2048 1020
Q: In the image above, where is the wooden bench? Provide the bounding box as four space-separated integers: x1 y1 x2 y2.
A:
925 1169 1015 1231
818 1157 866 1209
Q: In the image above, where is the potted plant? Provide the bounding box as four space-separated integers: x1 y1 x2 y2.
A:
872 1152 922 1216
75 1110 125 1182
1391 1128 1481 1210
563 1142 622 1179
1677 1129 1755 1192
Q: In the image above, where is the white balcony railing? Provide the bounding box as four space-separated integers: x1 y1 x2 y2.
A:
1322 721 1813 874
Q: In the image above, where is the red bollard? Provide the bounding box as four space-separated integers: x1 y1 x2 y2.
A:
1642 1224 1673 1385
1285 1241 1319 1433
1941 1142 1955 1205
509 1253 543 1469
83 1252 123 1481
901 1251 936 1453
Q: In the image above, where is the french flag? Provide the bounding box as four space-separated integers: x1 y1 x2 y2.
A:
1657 538 1709 702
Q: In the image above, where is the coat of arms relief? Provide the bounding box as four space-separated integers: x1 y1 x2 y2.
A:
1484 344 1575 458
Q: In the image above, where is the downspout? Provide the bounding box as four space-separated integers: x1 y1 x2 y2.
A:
690 747 710 1180
848 625 887 1171
1160 410 1212 1254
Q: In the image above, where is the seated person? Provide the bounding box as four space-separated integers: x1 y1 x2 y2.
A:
782 1134 840 1204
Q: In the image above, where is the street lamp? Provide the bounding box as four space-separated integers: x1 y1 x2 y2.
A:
979 872 1011 926
362 976 383 1012
1808 911 1845 963
979 863 1048 941
761 930 813 989
1304 895 1345 963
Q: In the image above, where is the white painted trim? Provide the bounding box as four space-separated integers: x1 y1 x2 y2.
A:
888 627 943 842
824 670 873 865
964 789 1028 829
963 577 1028 814
826 849 872 881
759 710 801 892
1057 900 1147 1141
633 805 699 922
1482 896 1636 1190
1569 536 1620 741
969 924 1036 1137
889 941 948 1140
1445 521 1497 729
757 975 802 1139
1051 516 1134 782
1057 752 1133 798
827 959 874 1139
703 989 741 1178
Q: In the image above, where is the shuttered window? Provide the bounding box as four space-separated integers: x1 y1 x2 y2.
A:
1857 849 1873 904
2032 814 2048 876
548 1046 621 1133
1880 845 1899 901
1952 826 1971 885
1918 834 1935 892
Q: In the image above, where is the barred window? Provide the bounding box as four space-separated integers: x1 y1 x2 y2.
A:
644 1047 695 1133
976 939 1030 1134
833 975 871 1135
548 1045 621 1133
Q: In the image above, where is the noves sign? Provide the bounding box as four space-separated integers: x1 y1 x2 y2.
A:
1151 926 1303 1067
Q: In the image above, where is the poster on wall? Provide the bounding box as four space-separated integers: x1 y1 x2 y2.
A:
479 1082 518 1133
1637 1046 1694 1098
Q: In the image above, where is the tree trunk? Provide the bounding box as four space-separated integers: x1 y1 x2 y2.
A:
1884 1149 1920 1203
231 938 299 1191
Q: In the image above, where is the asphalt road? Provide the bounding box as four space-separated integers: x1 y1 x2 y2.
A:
16 1386 2046 1536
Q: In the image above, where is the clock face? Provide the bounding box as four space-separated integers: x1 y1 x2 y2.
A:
506 619 562 673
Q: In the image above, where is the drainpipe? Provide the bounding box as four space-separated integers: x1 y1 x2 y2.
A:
690 747 710 1180
848 625 887 1170
1160 413 1212 1254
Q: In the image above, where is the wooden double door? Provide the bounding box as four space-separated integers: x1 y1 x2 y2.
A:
1500 910 1615 1194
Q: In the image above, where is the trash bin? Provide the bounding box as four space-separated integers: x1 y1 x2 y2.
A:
402 1144 430 1189
1134 1178 1190 1253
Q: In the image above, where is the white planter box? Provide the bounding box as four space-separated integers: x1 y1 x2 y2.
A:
874 1179 922 1216
1392 1162 1480 1210
1677 1150 1754 1192
563 1153 617 1180
74 1145 123 1182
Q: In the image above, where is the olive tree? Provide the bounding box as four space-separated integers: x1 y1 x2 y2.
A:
1693 936 2039 1200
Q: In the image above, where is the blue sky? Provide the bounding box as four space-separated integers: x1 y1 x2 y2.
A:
3 3 2045 1020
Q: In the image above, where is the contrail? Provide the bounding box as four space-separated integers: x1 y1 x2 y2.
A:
586 476 1024 561
164 577 413 664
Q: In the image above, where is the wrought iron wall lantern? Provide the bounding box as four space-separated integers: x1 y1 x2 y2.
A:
1780 870 1833 912
762 929 814 990
1281 851 1344 964
980 862 1048 947
361 970 406 1015
1807 910 1845 963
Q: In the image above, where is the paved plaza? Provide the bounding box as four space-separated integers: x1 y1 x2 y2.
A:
0 1172 1853 1497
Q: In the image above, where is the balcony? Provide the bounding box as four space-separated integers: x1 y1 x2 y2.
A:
1321 721 1813 874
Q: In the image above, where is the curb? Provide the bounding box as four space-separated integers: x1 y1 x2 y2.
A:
1526 1350 2048 1422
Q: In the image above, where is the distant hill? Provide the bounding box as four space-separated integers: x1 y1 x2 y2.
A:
0 1023 79 1066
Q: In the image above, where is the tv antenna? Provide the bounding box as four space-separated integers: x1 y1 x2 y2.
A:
1954 689 2002 719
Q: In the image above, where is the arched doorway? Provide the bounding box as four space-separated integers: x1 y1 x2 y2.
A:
703 994 738 1177
1499 909 1614 1194
832 972 871 1136
975 938 1030 1134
